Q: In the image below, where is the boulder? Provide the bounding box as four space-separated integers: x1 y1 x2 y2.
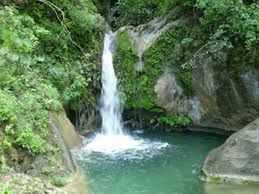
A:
49 111 81 150
201 118 259 184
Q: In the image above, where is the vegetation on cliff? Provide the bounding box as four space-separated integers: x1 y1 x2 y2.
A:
0 0 104 187
112 0 258 128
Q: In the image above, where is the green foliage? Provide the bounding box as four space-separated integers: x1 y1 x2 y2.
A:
0 183 13 194
0 0 104 110
0 83 58 155
0 156 8 173
196 0 258 49
0 0 104 157
51 176 67 187
0 155 11 174
2 140 12 152
157 116 191 127
114 30 164 111
111 0 258 129
114 31 138 107
41 166 53 175
114 0 158 27
15 129 45 154
195 0 258 71
0 91 18 123
114 26 193 126
113 0 193 27
144 25 193 93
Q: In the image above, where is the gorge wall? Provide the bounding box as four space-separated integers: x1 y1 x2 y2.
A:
113 7 258 132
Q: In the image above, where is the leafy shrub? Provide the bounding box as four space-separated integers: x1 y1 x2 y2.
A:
2 140 12 152
15 129 45 155
0 183 14 194
158 116 191 127
113 0 193 27
51 176 67 187
0 155 9 173
0 6 72 155
196 0 258 49
0 91 18 123
114 0 158 27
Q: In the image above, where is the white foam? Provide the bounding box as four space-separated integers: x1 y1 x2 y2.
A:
80 133 169 155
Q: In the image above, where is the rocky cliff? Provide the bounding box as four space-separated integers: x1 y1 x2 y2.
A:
113 8 258 132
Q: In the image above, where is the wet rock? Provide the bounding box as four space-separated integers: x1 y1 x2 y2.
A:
49 111 81 150
201 118 259 184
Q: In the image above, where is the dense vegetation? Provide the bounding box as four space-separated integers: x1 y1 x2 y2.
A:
113 0 258 128
112 0 192 27
0 0 104 182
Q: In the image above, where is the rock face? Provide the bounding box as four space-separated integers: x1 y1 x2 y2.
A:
201 118 259 183
155 70 188 115
190 58 258 131
155 57 259 131
121 12 259 132
48 111 89 194
47 111 79 173
49 111 81 150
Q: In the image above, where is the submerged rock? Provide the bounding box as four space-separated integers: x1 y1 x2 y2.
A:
201 118 259 184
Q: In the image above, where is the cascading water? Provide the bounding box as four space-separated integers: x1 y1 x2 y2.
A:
100 33 123 135
79 33 168 154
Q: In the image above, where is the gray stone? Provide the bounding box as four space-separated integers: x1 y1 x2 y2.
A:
201 118 259 184
154 70 188 115
115 10 259 132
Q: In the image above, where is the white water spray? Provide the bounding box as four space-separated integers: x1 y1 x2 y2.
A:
100 33 123 135
80 33 168 154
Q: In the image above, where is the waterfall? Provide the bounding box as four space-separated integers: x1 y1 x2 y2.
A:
80 33 168 154
100 33 123 135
